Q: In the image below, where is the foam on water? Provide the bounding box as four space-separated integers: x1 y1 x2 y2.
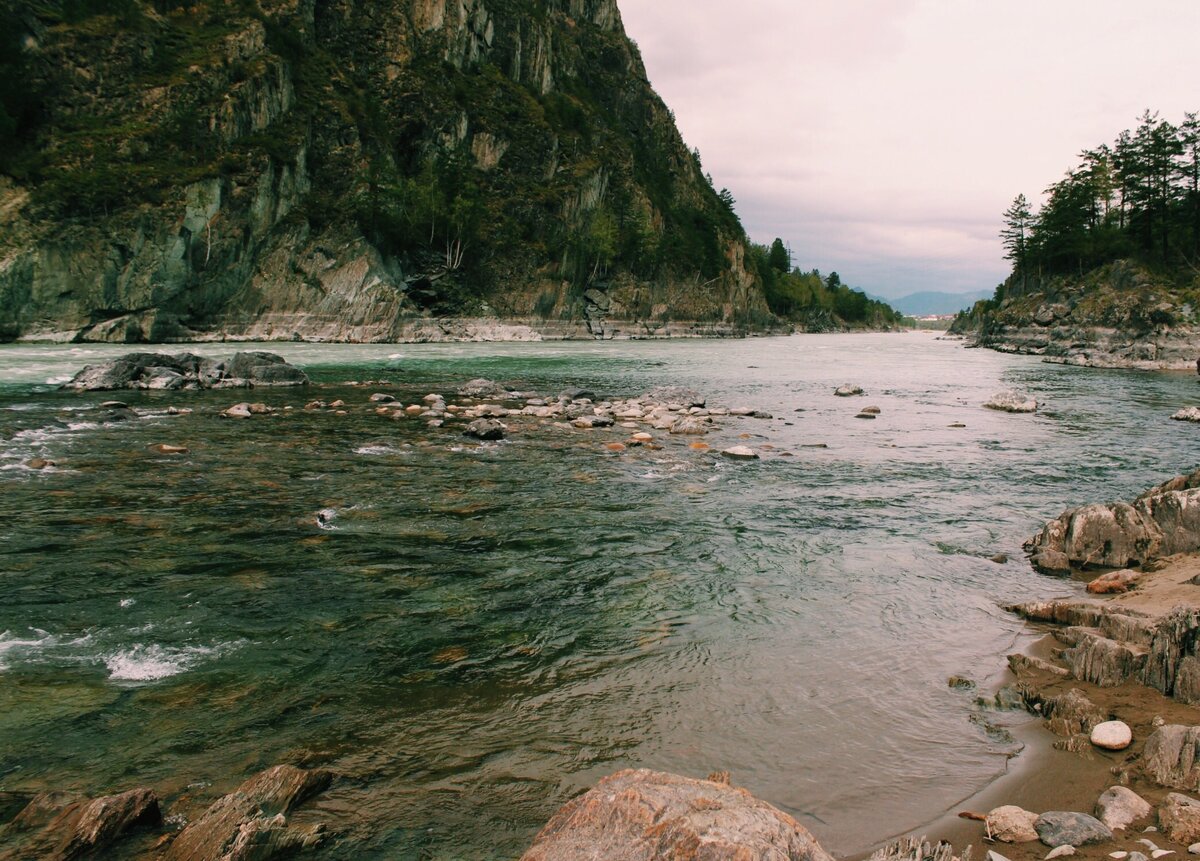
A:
103 643 231 682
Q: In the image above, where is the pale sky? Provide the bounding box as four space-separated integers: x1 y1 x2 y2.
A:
619 1 1200 298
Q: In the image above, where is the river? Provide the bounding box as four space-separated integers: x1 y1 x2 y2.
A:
1 332 1198 858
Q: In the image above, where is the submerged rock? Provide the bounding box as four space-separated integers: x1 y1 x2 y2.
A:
519 769 834 861
7 787 161 861
721 446 759 460
163 765 330 861
63 352 308 392
1172 408 1200 423
458 378 511 399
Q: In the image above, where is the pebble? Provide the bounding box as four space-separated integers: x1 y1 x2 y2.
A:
1187 844 1200 855
860 406 881 415
147 443 188 454
26 458 54 469
949 422 966 428
1110 854 1129 860
631 433 653 442
605 443 626 452
855 412 877 420
1046 847 1076 859
1091 720 1133 750
222 403 252 419
1153 852 1175 859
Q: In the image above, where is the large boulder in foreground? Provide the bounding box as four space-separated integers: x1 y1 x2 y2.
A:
62 351 308 391
519 769 834 861
1024 467 1200 573
2 787 161 860
1141 725 1200 791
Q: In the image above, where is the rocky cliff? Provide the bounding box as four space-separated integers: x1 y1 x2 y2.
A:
951 263 1200 370
0 0 779 343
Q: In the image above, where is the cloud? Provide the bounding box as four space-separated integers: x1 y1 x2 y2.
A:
619 0 1200 297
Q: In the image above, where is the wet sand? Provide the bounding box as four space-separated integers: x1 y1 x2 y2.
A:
876 555 1200 861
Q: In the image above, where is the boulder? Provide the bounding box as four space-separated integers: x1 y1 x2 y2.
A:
62 352 307 391
669 417 709 435
1024 469 1200 572
222 403 253 419
163 765 330 861
1035 811 1113 847
987 805 1041 842
1047 847 1076 859
1088 570 1142 594
1142 726 1200 790
464 419 507 441
1160 794 1200 844
519 769 834 861
984 391 1038 413
1172 408 1200 423
559 387 596 402
1095 786 1152 831
1092 721 1133 751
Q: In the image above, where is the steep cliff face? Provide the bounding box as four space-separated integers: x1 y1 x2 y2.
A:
0 0 778 342
951 262 1200 369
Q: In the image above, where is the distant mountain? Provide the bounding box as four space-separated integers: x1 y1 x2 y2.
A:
884 290 994 316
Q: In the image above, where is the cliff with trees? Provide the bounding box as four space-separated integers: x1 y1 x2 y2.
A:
0 0 791 342
952 111 1200 368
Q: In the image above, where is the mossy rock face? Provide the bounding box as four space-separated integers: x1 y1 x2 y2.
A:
0 0 796 341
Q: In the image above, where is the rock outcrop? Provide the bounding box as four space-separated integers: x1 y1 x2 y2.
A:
519 769 835 861
62 351 308 391
0 0 779 343
1 787 161 860
951 262 1200 370
1025 468 1200 574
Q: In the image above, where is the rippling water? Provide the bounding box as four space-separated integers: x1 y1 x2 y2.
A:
2 333 1199 858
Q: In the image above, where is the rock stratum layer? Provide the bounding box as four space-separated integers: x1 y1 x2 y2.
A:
951 262 1200 369
0 0 779 343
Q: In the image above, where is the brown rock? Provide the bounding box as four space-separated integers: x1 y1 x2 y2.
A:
519 769 834 861
1141 725 1200 791
163 765 331 861
25 458 55 469
1160 792 1200 843
986 804 1040 842
147 444 189 455
9 788 161 861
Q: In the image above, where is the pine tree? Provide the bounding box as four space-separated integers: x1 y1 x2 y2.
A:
767 238 790 273
1000 194 1033 289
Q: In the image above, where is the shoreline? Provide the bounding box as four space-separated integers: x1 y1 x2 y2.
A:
876 552 1200 861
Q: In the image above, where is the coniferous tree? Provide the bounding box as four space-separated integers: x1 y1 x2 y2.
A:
1000 193 1033 289
768 238 790 273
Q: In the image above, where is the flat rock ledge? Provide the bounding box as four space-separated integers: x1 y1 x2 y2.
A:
519 769 835 861
62 351 308 391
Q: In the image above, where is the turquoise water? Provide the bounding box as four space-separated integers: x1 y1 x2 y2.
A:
1 333 1199 858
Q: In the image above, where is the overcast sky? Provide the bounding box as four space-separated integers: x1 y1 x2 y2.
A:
619 1 1200 298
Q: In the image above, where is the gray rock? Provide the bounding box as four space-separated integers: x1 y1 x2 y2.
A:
644 387 705 408
1142 726 1200 791
986 851 1014 861
1035 811 1113 847
63 352 307 391
722 446 759 460
464 419 506 441
1043 688 1106 736
1096 786 1152 831
834 385 863 397
1160 793 1200 844
559 387 595 402
669 416 709 435
519 769 834 861
1047 847 1076 859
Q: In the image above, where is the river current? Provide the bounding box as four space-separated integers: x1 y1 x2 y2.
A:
2 333 1199 858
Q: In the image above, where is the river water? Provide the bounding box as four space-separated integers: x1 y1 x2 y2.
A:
1 333 1198 858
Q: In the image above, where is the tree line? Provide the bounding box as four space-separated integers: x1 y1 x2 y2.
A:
1001 110 1200 290
751 238 902 327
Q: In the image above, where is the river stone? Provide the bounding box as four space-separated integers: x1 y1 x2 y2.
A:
163 765 330 861
988 805 1041 842
1160 794 1200 844
985 390 1038 413
1172 408 1200 423
519 769 835 861
559 387 595 402
1047 847 1077 859
224 352 309 386
222 403 253 419
1142 726 1200 790
1096 786 1152 831
1188 843 1200 854
670 416 709 435
1035 811 1113 847
1092 721 1134 750
644 386 705 408
464 419 506 441
834 385 863 397
722 446 759 460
